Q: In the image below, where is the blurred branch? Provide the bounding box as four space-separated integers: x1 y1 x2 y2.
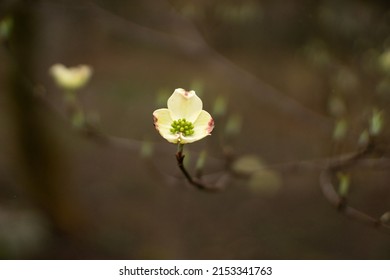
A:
319 143 390 235
267 151 390 172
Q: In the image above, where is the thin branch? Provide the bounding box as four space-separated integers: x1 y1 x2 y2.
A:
175 144 226 192
319 144 390 235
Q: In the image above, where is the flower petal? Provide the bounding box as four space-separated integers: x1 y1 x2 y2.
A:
179 110 214 144
167 88 202 122
194 110 214 134
153 109 179 143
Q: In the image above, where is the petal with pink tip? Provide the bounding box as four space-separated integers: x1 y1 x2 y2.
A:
167 88 202 122
153 108 179 143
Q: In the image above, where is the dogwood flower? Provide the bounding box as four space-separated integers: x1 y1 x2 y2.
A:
153 88 214 144
50 64 92 90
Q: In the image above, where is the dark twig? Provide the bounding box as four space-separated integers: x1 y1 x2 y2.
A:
175 144 225 192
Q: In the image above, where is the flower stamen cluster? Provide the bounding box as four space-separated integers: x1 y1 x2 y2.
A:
170 118 195 136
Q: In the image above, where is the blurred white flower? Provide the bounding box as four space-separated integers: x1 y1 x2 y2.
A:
50 64 92 90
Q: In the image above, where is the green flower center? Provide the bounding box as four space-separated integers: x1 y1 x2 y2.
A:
170 118 195 136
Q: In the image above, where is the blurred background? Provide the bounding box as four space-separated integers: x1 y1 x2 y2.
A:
0 0 390 259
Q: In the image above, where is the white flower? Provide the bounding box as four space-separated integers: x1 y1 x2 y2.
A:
153 88 214 144
50 64 92 90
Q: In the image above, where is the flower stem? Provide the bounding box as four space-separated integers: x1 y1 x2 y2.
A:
177 143 184 154
175 143 220 192
176 143 192 182
64 90 85 128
